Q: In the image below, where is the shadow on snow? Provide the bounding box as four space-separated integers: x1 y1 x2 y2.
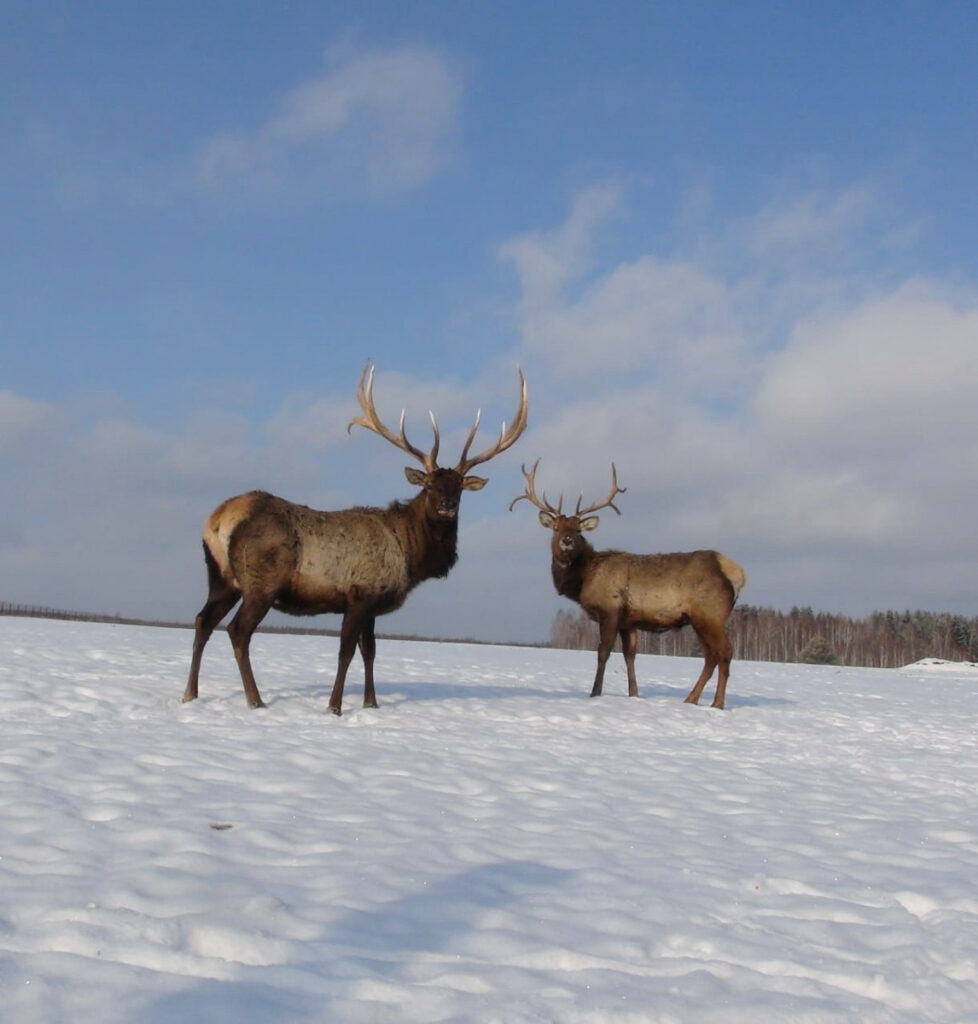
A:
137 859 575 1023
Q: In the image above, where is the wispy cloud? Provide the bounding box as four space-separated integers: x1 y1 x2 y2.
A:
500 183 750 391
745 183 881 256
0 391 63 446
195 43 464 199
499 184 624 311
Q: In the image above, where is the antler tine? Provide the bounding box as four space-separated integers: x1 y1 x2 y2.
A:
425 409 440 467
455 408 482 470
575 463 627 517
348 361 438 472
508 458 561 514
456 368 528 474
397 407 441 469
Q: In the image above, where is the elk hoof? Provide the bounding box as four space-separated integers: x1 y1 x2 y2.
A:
328 705 342 717
248 698 266 709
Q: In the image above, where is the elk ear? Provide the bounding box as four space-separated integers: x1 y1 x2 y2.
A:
461 475 487 491
538 510 557 529
580 515 600 531
404 467 428 487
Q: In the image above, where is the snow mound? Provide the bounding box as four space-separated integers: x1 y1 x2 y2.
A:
903 657 978 671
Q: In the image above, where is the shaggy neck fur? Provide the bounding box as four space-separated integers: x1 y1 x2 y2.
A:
551 540 593 602
387 494 460 586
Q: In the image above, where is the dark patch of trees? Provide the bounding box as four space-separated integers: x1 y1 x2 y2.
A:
550 604 978 669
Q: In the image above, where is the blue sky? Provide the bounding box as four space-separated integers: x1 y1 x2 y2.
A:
3 1 978 644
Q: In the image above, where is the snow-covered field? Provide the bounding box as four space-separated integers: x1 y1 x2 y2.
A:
1 618 977 1023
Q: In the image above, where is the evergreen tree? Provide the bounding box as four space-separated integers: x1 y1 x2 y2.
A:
798 635 838 665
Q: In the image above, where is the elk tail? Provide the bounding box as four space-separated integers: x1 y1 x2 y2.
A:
717 554 746 603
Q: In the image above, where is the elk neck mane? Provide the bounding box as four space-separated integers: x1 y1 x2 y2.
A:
382 492 460 583
551 538 614 602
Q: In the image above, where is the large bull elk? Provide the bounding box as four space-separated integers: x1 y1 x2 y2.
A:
183 362 527 714
511 460 745 708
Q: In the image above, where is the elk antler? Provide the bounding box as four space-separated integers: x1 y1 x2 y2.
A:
455 369 528 475
508 458 564 515
348 361 440 473
575 463 626 517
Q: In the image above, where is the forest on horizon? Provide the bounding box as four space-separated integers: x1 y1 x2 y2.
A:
549 604 978 669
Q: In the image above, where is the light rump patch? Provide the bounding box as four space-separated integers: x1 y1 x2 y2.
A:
202 493 262 589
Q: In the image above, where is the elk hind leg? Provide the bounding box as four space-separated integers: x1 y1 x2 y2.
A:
685 621 730 709
710 631 733 710
619 627 640 697
183 583 240 703
227 593 273 709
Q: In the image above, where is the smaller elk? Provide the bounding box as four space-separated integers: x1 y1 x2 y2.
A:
511 460 745 708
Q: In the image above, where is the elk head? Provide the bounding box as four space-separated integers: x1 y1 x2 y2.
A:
510 459 626 566
349 361 528 521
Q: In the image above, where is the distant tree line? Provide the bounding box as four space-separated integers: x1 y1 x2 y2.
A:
550 604 978 669
0 601 529 648
4 599 977 666
0 600 347 635
0 601 189 630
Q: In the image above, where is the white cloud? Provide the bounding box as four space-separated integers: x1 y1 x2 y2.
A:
755 280 978 450
196 43 463 198
500 186 757 394
496 183 978 624
0 390 62 447
745 183 881 257
499 184 624 313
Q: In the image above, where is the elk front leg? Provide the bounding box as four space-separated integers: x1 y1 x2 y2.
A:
619 627 639 697
590 617 618 697
329 609 366 715
357 616 378 709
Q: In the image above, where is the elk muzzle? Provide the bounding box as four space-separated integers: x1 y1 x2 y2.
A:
434 496 460 519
